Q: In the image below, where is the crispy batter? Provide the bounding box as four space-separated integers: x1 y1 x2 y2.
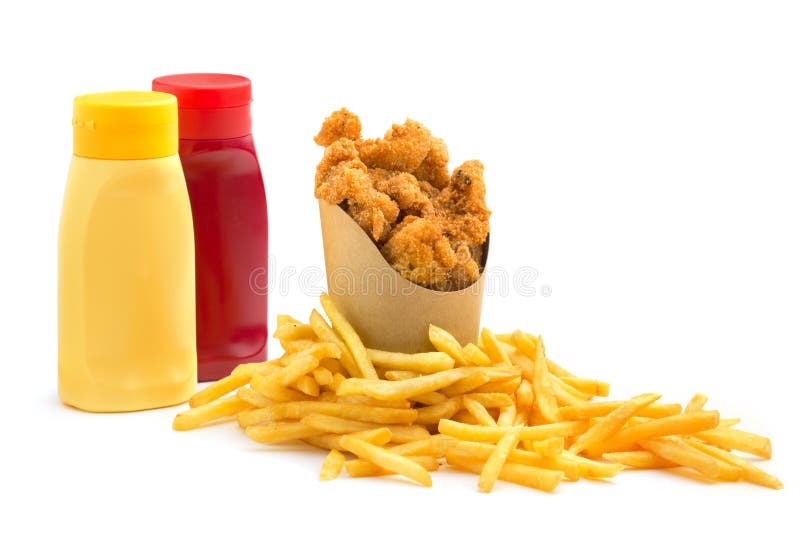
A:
314 109 490 290
358 119 432 172
314 108 362 146
413 137 451 189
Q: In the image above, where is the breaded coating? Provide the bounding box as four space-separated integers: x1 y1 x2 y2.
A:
413 137 450 189
358 119 432 172
435 160 491 250
314 108 362 147
314 109 490 290
369 169 435 218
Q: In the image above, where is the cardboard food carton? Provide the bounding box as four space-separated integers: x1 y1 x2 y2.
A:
318 200 488 353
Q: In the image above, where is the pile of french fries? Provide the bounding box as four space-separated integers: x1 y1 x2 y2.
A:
173 293 782 492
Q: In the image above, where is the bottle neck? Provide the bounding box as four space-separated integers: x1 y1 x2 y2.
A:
178 105 252 140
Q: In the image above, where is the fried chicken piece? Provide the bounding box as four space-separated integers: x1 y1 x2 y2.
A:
413 137 450 189
314 110 490 290
369 169 435 218
381 216 481 291
435 160 491 251
358 119 432 172
314 108 362 147
315 140 399 242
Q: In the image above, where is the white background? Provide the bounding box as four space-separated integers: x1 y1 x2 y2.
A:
1 1 797 532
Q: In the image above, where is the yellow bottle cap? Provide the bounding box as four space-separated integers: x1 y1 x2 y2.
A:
73 91 179 160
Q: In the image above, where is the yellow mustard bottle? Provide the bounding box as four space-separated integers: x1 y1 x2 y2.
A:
59 91 197 412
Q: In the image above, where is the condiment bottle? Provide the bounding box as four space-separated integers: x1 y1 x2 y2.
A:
152 74 268 381
59 91 197 412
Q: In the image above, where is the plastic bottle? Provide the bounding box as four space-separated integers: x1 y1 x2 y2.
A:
152 74 268 381
59 91 197 412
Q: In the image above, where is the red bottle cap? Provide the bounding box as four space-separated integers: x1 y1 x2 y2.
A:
152 73 253 140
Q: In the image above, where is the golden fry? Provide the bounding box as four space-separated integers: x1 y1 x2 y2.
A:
463 343 493 366
639 437 720 479
560 376 610 397
367 348 455 374
569 393 661 454
438 419 588 443
447 451 562 492
602 451 677 469
309 309 360 378
512 331 558 422
428 324 469 366
479 426 523 492
446 439 579 481
173 397 251 431
686 439 783 489
590 411 720 455
246 421 325 443
236 386 270 408
479 328 512 365
320 293 377 379
684 393 708 413
189 373 251 408
238 401 417 426
319 449 346 481
463 396 497 426
339 435 432 487
337 366 518 401
558 401 682 421
693 427 772 459
346 456 440 477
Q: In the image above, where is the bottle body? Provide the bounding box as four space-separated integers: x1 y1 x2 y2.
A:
59 155 197 412
179 134 268 381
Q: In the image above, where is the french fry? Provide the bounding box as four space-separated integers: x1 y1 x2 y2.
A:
236 386 271 408
415 398 462 425
569 393 661 454
558 401 682 421
692 427 772 459
408 391 448 405
337 367 518 401
550 374 593 402
439 373 491 397
246 422 325 444
319 449 345 481
428 324 469 366
471 376 522 395
463 396 497 426
309 309 360 378
465 393 514 408
638 437 720 479
312 367 333 386
320 293 378 379
345 456 440 477
560 451 624 479
293 375 320 397
589 411 720 455
390 435 453 457
560 376 610 397
686 439 783 489
303 427 394 450
718 418 741 427
336 394 410 409
496 404 517 427
479 328 513 366
545 357 575 378
280 339 317 353
439 419 589 443
463 343 493 366
684 393 708 413
189 373 252 408
273 321 316 341
173 397 252 431
367 349 455 374
339 435 432 487
512 331 558 422
250 373 314 403
446 439 579 481
238 401 418 426
384 370 419 381
531 437 564 457
478 426 523 492
602 451 677 469
447 450 562 492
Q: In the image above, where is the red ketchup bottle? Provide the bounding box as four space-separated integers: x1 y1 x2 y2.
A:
152 73 268 381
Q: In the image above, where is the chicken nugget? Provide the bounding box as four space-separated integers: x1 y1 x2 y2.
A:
358 119 432 172
314 108 362 147
413 137 451 189
369 169 435 218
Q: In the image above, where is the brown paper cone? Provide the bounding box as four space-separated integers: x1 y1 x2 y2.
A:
318 200 487 353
